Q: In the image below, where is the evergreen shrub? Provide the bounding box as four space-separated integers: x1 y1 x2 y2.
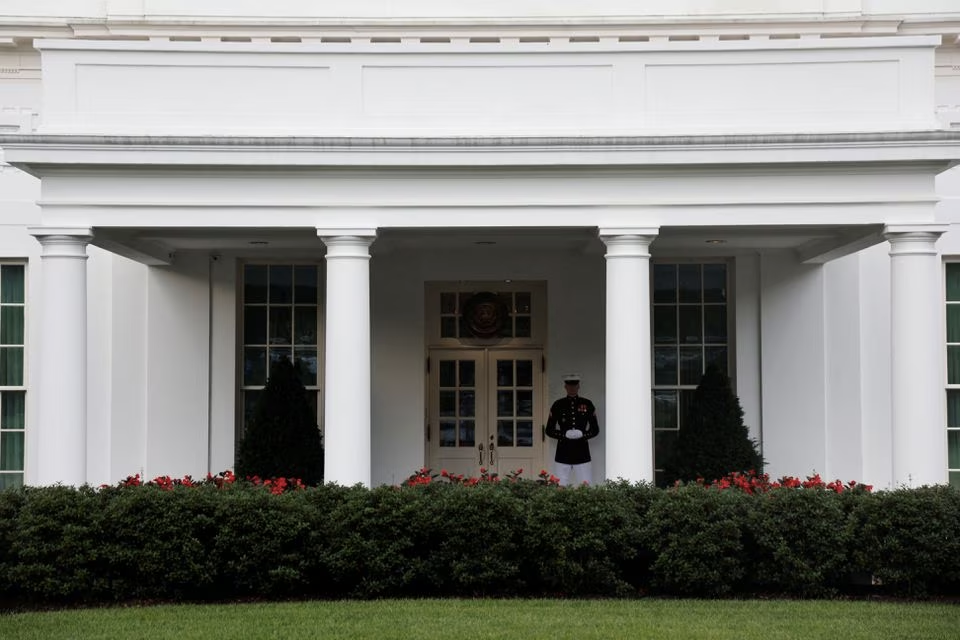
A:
661 365 764 486
0 474 958 607
236 359 324 485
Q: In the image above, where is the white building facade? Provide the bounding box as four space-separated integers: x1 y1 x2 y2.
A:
1 1 959 490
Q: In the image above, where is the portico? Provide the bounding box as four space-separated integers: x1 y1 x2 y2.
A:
1 29 959 489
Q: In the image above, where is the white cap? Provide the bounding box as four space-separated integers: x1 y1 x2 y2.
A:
562 373 582 384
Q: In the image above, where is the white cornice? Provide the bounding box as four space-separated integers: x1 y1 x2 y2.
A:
3 132 960 175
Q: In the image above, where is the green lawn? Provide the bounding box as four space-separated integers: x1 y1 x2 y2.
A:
1 598 957 640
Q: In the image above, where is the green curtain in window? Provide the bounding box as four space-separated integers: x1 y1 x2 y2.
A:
0 306 24 345
0 265 24 304
0 431 23 471
948 264 960 303
0 348 23 386
1 391 25 429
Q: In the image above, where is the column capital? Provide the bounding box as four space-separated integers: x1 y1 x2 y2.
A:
599 227 659 257
28 227 94 258
317 228 377 257
883 223 949 257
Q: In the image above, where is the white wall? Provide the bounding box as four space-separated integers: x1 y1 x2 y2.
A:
824 253 865 483
144 254 211 479
734 252 762 444
760 251 827 478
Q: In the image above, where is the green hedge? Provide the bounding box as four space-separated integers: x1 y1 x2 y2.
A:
1 481 959 607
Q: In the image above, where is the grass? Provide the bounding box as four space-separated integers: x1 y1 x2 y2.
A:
1 598 959 640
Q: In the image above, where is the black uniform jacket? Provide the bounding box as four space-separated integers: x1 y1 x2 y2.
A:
545 395 600 464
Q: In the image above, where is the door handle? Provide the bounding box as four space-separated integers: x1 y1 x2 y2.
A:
478 443 484 465
489 442 496 466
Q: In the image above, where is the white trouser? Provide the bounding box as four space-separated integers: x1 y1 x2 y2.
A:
554 461 592 487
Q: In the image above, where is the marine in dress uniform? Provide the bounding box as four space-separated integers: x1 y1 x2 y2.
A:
544 373 599 486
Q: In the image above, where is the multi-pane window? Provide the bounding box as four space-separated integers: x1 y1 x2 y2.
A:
240 264 321 438
946 263 960 489
0 264 25 490
439 291 533 339
652 262 729 486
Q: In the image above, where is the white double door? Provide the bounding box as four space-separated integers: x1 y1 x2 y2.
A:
428 348 545 479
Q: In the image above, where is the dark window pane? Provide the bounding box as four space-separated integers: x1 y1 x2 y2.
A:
950 346 960 385
949 305 960 343
678 306 702 344
653 390 678 430
654 347 677 386
679 390 697 429
459 420 475 447
1 391 25 429
439 420 456 447
244 348 267 386
243 391 261 430
517 390 533 417
269 307 292 345
294 266 319 305
244 306 267 344
269 347 291 368
516 360 533 387
0 432 23 471
498 420 514 447
515 292 532 313
268 266 291 304
497 360 513 387
498 390 514 417
678 265 701 304
440 292 456 314
655 430 678 474
294 307 318 345
517 420 533 446
515 316 531 337
459 390 476 418
0 265 25 304
0 348 23 386
439 360 456 387
679 347 703 385
459 360 475 387
294 349 318 387
440 317 457 338
244 265 268 304
653 264 677 304
0 306 24 345
951 471 960 490
949 390 960 429
653 347 677 385
653 306 677 344
705 347 729 376
948 264 960 302
704 306 727 344
703 264 727 303
439 390 456 417
949 430 960 469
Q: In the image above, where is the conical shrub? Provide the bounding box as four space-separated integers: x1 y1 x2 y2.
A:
236 358 324 485
662 365 763 485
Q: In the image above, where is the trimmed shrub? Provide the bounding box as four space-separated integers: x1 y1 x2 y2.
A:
236 359 324 485
1 475 959 606
661 365 763 486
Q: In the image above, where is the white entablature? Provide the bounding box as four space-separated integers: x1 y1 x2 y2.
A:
31 35 942 137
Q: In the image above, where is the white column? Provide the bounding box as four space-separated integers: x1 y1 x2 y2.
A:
28 227 93 486
884 224 948 487
319 229 376 487
600 227 659 483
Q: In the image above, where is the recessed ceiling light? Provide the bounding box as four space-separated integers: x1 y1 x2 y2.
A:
475 240 496 245
705 239 726 244
249 241 269 245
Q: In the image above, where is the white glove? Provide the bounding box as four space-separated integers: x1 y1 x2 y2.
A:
564 429 584 440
